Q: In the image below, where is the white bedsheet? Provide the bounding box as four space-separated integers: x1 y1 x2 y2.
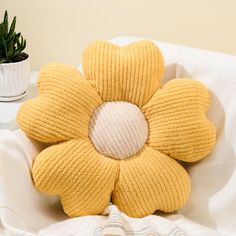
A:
1 36 236 236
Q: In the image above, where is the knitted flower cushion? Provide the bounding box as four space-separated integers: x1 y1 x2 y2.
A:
17 40 216 218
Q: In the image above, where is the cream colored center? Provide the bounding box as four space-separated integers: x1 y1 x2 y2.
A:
89 102 148 160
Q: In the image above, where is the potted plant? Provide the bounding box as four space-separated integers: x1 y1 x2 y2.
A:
0 10 30 101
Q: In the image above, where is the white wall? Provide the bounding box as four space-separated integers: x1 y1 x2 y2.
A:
1 0 235 70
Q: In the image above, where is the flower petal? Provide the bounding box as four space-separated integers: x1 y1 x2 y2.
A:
112 145 191 217
82 40 164 107
142 79 216 162
17 63 102 143
32 138 119 216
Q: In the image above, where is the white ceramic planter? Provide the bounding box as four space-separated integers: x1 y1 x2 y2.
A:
0 56 31 101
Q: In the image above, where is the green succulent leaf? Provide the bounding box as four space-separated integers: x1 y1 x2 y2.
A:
8 16 16 38
1 37 7 55
0 23 5 37
3 10 8 33
0 11 26 63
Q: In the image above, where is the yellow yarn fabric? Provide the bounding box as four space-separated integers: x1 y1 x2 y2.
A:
83 40 164 107
17 40 216 218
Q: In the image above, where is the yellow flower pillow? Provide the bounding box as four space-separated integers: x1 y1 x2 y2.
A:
17 40 216 218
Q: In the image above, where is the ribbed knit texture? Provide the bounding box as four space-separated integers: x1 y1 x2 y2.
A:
82 40 164 107
32 138 119 216
17 40 216 218
89 101 148 159
17 63 102 143
142 78 216 162
112 145 191 217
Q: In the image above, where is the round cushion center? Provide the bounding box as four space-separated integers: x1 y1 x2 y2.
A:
89 102 148 160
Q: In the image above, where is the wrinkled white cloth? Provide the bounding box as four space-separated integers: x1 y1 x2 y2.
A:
0 130 227 236
0 36 236 236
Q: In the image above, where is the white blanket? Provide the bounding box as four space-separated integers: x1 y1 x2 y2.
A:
1 36 236 236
